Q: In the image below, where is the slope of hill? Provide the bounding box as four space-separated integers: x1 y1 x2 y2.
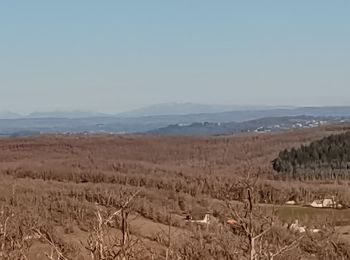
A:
147 116 346 136
1 124 350 259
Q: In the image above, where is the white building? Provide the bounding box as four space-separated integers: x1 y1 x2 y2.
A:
310 198 335 208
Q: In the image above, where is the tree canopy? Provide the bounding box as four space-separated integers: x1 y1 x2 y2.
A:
272 131 350 174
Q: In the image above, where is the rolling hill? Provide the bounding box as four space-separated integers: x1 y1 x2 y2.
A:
1 106 350 136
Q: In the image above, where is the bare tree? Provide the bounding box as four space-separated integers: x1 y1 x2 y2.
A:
0 206 34 260
85 189 146 260
227 173 304 260
33 228 68 260
155 211 177 260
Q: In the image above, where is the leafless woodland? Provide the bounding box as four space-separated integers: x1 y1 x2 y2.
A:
1 124 350 259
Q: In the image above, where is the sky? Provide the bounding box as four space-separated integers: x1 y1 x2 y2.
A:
0 1 349 114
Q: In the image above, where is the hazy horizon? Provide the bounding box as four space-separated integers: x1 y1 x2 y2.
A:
1 1 349 114
3 102 350 118
0 102 302 117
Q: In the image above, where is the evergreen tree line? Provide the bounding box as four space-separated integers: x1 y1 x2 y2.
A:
272 131 350 176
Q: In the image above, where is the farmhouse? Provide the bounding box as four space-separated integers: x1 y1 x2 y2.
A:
185 209 211 225
310 198 335 208
285 200 297 205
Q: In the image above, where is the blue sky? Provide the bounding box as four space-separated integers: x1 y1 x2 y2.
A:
0 1 349 114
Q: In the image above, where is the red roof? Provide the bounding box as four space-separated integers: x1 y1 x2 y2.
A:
227 219 237 225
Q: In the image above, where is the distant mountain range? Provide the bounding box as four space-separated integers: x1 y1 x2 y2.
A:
0 103 295 119
2 103 350 120
0 111 21 119
27 111 109 119
1 105 350 136
117 103 294 117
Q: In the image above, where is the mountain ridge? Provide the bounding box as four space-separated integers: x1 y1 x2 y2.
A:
2 104 350 120
117 103 296 117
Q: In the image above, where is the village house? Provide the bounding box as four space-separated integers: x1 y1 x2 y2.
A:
310 199 334 208
185 209 211 225
310 198 342 208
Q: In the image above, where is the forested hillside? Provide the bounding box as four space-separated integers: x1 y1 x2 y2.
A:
273 131 350 178
1 125 350 259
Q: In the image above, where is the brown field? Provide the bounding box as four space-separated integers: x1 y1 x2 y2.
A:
1 124 350 259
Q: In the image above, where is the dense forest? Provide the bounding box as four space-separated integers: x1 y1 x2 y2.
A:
272 131 350 178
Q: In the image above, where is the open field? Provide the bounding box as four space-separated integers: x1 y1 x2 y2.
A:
1 124 350 259
276 206 350 226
